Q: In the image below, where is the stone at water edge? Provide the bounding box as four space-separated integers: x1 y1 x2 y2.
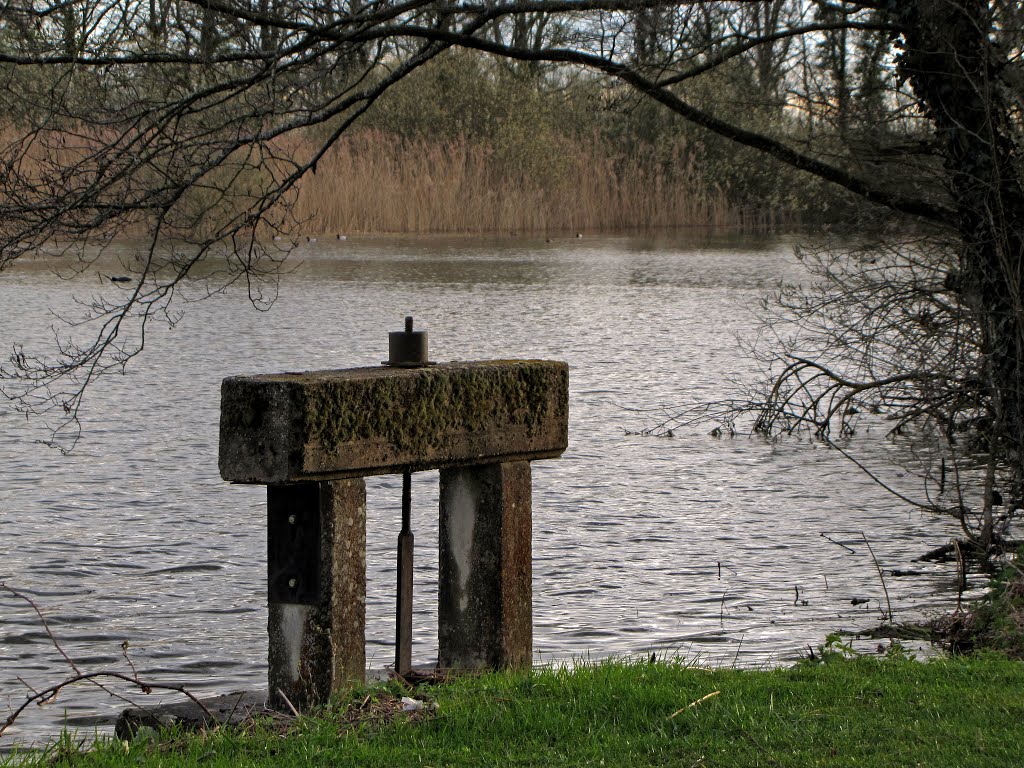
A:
115 691 275 739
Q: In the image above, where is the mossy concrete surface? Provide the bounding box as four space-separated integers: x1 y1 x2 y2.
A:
219 361 568 484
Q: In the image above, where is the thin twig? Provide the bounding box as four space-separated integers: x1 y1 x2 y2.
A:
824 440 939 512
15 677 40 697
2 671 216 739
276 688 301 719
0 582 217 739
731 636 744 667
954 539 966 611
860 533 893 622
668 690 720 718
1 582 136 712
121 641 140 679
820 532 856 553
1 583 81 675
222 691 251 729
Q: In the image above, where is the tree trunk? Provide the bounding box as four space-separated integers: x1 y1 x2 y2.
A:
896 1 1024 518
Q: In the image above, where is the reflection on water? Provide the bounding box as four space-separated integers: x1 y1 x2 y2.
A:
0 234 963 747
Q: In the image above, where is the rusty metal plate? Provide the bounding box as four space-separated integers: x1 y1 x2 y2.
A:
267 483 321 604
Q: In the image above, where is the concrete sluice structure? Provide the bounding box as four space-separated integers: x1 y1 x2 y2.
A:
218 357 569 711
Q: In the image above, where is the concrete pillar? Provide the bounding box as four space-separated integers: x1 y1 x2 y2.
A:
267 479 366 711
438 461 532 670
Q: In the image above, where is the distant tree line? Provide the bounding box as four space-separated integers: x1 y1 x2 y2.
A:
0 0 944 232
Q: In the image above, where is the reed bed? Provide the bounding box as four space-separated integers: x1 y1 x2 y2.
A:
290 129 740 235
0 124 277 241
2 121 744 238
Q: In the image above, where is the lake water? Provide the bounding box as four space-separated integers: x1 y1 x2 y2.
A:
1 234 965 748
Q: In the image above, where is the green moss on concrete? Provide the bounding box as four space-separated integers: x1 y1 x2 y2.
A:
302 362 563 456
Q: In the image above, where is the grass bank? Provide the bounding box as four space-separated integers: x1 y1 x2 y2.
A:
938 554 1024 658
7 651 1023 767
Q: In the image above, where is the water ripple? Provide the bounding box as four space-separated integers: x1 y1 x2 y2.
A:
1 234 963 747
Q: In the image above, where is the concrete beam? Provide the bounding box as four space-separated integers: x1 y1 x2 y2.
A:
220 360 568 484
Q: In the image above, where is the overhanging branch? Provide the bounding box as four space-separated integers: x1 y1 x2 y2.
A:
378 26 955 224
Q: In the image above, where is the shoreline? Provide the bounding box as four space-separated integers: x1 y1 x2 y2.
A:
4 652 1023 766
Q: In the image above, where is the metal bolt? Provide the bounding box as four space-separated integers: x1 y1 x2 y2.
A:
385 315 429 367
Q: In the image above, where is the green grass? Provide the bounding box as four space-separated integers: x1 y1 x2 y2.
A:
6 651 1024 767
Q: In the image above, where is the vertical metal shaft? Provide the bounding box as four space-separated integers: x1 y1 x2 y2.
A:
396 469 413 674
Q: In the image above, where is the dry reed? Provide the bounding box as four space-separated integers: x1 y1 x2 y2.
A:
289 129 740 235
2 122 743 239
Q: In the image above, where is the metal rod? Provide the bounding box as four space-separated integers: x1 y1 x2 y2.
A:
395 470 413 675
